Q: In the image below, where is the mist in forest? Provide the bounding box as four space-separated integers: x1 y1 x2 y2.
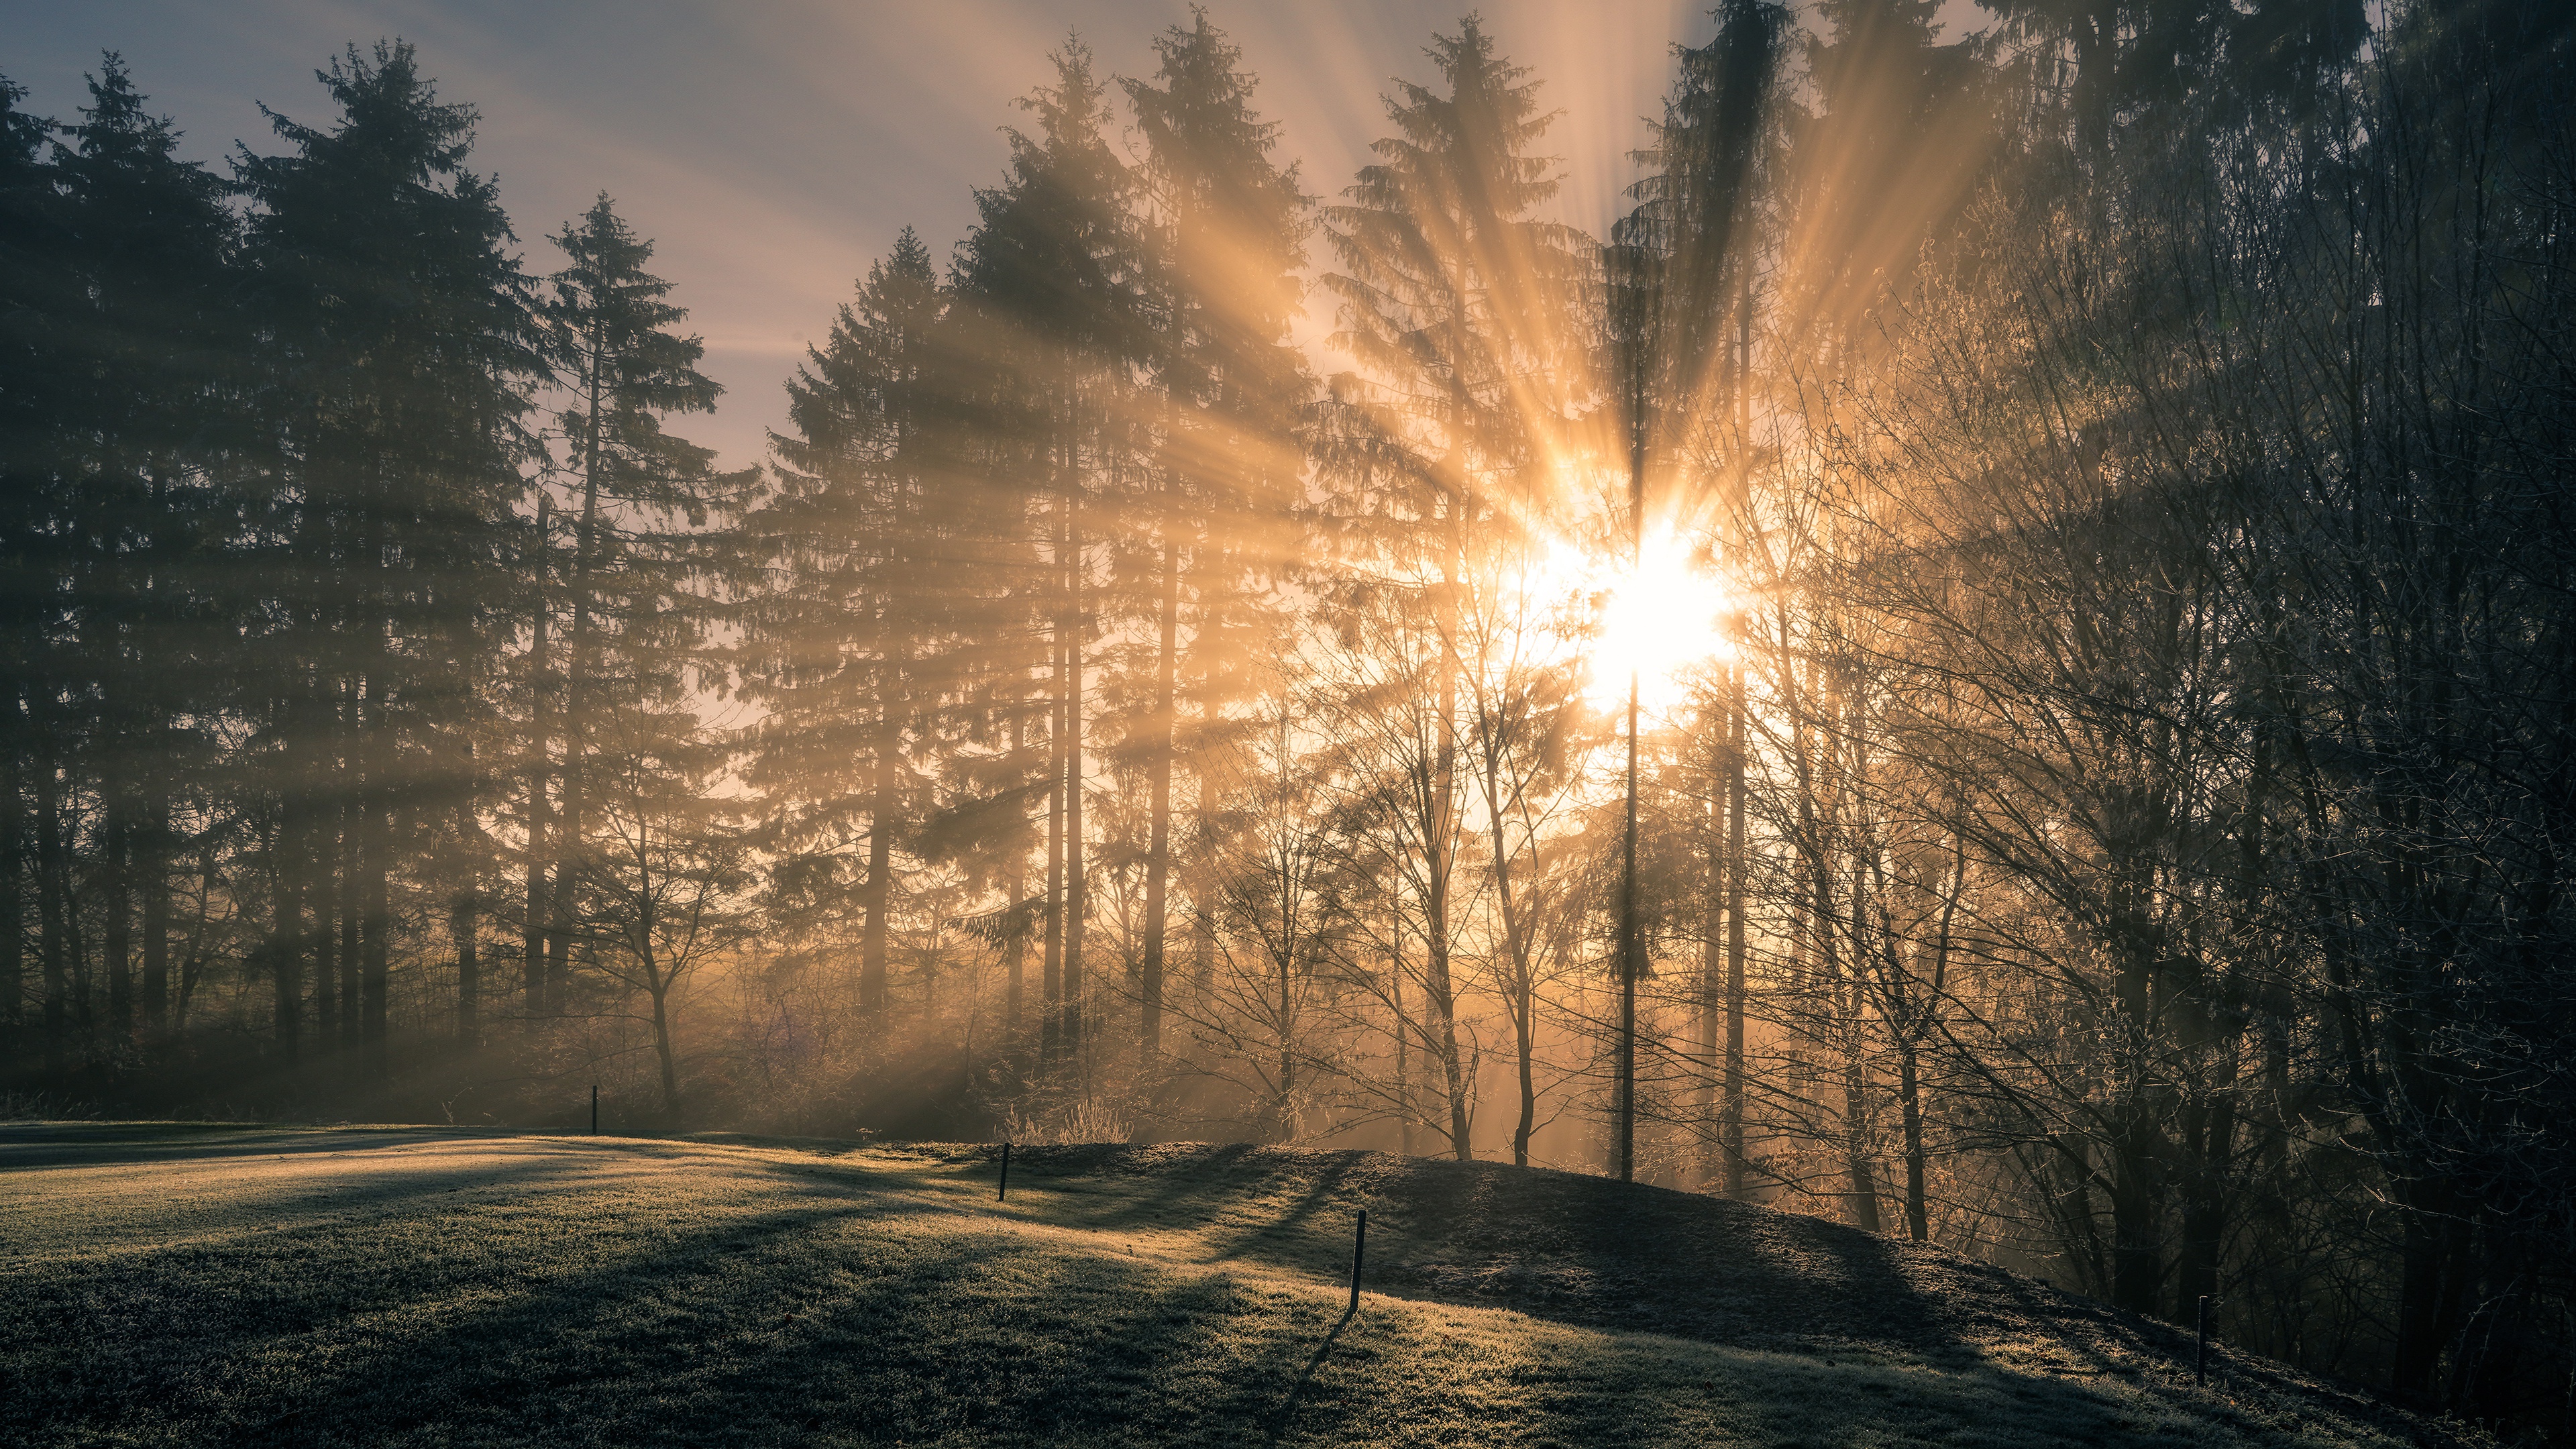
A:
3 1 2571 1431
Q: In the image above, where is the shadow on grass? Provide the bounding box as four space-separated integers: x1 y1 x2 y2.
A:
971 1144 2441 1444
970 1144 1377 1278
8 1186 1368 1446
987 1143 1988 1358
1266 1303 1356 1446
0 1122 490 1169
0 1128 2432 1448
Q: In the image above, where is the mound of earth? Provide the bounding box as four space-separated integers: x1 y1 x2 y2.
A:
965 1141 2456 1446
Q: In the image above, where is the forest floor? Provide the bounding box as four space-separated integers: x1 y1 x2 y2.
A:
0 1123 2466 1448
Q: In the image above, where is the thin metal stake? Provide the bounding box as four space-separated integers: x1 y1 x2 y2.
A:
590 1084 598 1136
2196 1293 2210 1385
998 1142 1012 1201
1348 1210 1367 1314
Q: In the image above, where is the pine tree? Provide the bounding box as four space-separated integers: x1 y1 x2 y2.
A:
738 227 953 1025
1317 16 1589 1160
0 72 64 1069
534 194 738 1024
50 56 243 1051
951 40 1144 1069
1119 12 1312 1063
1782 0 1985 355
0 58 241 1071
1622 0 1790 1199
237 41 542 1078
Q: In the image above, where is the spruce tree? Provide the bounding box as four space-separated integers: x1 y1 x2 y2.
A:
1118 13 1313 1063
1621 0 1789 1199
237 41 541 1077
738 227 953 1024
0 73 63 1069
0 58 241 1069
533 194 738 1022
1317 16 1588 1160
50 56 242 1049
951 40 1144 1067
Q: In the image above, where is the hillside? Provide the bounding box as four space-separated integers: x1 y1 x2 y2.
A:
0 1124 2458 1447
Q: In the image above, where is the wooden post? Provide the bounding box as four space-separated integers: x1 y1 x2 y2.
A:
590 1083 598 1136
1348 1210 1367 1313
2196 1293 2210 1384
998 1141 1012 1201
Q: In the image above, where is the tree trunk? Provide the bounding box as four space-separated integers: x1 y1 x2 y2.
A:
1616 669 1641 1181
2174 1081 2233 1316
1042 628 1066 1063
1698 793 1721 1188
861 672 896 1018
1061 419 1087 1068
1841 1041 1882 1232
103 809 131 1045
1276 937 1295 1142
175 843 215 1031
2051 1137 2108 1297
1 745 21 1035
2108 1106 2164 1316
1482 753 1539 1169
1511 978 1538 1169
1820 852 1879 1232
1432 488 1468 1163
1006 712 1026 1038
339 801 362 1055
651 980 681 1122
141 796 168 1034
545 806 576 1014
1392 900 1413 1156
525 496 551 1020
1191 753 1216 1004
551 475 606 1019
2108 882 2162 1313
1140 535 1179 1061
1426 862 1468 1161
272 798 304 1069
36 760 70 1072
360 674 391 1081
1724 662 1749 1200
1897 1034 1927 1241
548 356 615 1021
320 686 346 1059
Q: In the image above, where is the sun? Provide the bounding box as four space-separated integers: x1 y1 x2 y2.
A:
1516 529 1729 713
1585 529 1729 712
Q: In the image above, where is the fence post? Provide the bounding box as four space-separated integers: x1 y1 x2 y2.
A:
1348 1210 1367 1314
998 1142 1012 1201
2196 1293 2210 1385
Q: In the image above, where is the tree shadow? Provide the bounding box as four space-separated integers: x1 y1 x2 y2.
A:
0 1122 492 1169
892 1139 2443 1444
1265 1302 1356 1446
1 1127 2447 1448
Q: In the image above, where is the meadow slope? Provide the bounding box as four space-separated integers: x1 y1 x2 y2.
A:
0 1124 2459 1448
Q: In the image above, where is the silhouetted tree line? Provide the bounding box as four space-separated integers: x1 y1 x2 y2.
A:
3 4 2570 1430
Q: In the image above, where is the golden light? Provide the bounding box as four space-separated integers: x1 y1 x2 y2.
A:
1523 529 1729 713
1593 529 1731 712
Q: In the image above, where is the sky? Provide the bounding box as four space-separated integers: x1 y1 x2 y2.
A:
2 1 1974 472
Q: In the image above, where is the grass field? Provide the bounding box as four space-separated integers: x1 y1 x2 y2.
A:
0 1124 2455 1447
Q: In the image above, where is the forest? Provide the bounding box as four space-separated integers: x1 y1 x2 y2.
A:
3 0 2571 1430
